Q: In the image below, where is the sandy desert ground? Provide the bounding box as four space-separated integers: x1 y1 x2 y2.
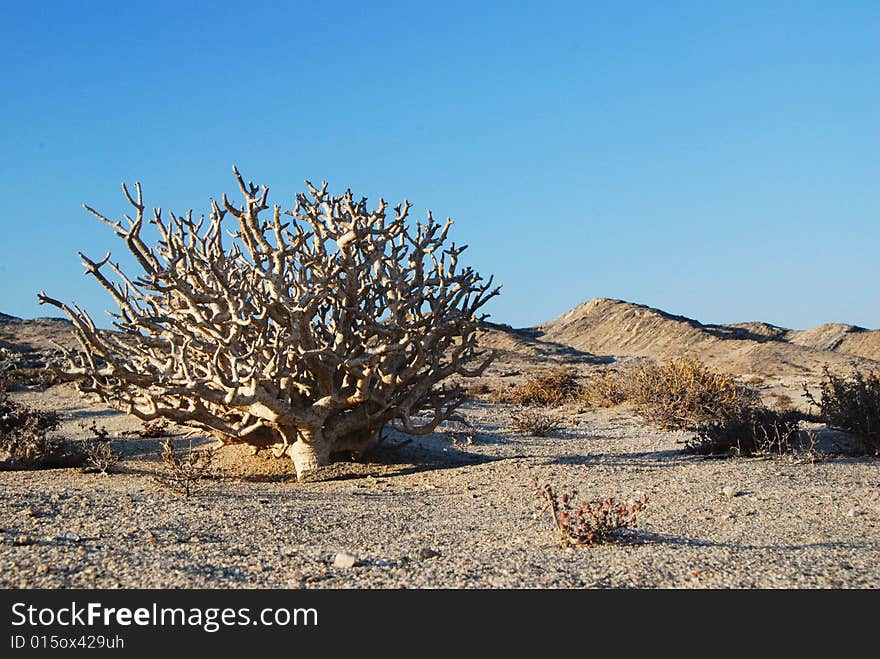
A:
1 300 879 589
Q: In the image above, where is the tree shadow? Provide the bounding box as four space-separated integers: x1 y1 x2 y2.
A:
298 441 508 483
64 408 125 420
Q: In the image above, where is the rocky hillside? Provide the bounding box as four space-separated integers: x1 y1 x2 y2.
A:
0 313 73 371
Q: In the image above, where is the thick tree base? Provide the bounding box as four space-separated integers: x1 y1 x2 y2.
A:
286 439 330 479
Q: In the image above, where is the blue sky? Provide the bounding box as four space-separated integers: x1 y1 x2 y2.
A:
1 1 878 330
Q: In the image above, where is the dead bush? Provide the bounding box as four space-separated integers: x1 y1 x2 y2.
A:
79 421 119 474
139 418 171 438
580 369 628 408
155 438 215 497
0 389 66 468
500 367 583 407
536 481 648 548
0 367 64 391
804 368 880 455
626 358 760 431
509 409 565 436
770 393 796 413
465 382 491 399
81 437 120 474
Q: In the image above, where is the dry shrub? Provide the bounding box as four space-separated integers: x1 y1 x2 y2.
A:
79 421 119 474
626 358 760 431
804 367 880 455
139 418 171 438
155 438 215 497
0 389 66 468
770 393 796 413
465 382 492 400
0 367 63 391
442 420 475 446
81 438 120 474
510 409 565 437
537 482 648 548
687 408 802 456
500 367 583 407
621 358 809 457
580 369 628 408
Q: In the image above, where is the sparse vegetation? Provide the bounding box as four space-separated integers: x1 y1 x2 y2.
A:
536 481 648 548
625 358 761 431
79 421 119 474
770 393 796 413
804 367 880 455
81 437 120 474
617 358 813 457
510 409 565 436
0 386 66 469
687 407 801 456
579 368 628 408
154 438 216 497
139 418 171 438
497 367 583 407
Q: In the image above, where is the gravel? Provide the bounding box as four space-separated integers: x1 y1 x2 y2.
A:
1 386 879 589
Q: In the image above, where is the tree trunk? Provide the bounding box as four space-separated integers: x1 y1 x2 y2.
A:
285 428 330 479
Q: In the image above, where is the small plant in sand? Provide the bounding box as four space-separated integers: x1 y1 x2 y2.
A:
79 421 120 474
769 393 796 413
0 389 65 468
500 367 583 407
0 367 63 391
442 419 475 446
81 437 120 474
536 481 648 548
510 409 565 437
139 418 171 438
155 438 215 497
804 367 880 455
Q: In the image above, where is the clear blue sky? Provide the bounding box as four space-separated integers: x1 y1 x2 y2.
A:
1 1 878 330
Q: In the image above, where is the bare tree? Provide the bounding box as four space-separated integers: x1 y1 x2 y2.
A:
39 167 500 477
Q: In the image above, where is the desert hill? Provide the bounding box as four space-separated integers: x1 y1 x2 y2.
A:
787 323 880 362
527 297 880 378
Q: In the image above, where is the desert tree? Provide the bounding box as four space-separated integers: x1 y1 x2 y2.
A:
39 167 500 477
